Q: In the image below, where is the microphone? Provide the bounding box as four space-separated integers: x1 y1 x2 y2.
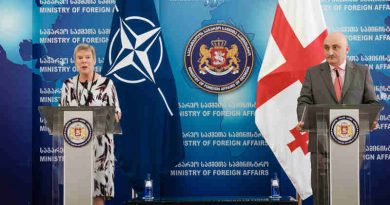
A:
334 68 343 103
335 68 339 77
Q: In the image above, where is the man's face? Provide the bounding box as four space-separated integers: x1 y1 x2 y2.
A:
75 49 96 76
323 34 349 67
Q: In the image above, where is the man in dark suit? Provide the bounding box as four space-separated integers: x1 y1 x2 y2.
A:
296 32 378 205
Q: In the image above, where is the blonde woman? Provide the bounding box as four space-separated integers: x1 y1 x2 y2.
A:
60 43 121 205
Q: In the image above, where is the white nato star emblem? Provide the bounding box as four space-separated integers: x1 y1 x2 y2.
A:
106 14 173 116
106 16 163 84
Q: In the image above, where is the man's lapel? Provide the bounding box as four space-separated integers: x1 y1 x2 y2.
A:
342 61 355 99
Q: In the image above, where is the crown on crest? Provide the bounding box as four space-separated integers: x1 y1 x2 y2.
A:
211 38 227 48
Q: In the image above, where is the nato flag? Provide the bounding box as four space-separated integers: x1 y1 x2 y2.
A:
102 0 184 197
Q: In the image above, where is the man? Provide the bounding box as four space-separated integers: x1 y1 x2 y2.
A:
296 32 378 205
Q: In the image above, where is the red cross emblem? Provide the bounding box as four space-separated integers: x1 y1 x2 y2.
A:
288 127 309 155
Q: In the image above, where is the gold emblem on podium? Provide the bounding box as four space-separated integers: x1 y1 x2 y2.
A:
63 118 93 147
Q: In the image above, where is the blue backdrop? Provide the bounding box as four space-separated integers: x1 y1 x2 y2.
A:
0 0 389 204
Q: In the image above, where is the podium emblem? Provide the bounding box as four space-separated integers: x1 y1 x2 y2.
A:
330 115 359 145
63 118 93 147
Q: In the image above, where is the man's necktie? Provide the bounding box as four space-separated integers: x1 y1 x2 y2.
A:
334 67 343 102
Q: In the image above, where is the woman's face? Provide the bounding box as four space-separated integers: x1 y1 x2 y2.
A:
75 49 96 76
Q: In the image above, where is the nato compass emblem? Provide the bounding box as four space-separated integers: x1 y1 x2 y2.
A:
106 7 174 116
330 115 360 145
184 24 254 93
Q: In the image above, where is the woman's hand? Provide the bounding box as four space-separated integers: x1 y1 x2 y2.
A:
115 111 122 123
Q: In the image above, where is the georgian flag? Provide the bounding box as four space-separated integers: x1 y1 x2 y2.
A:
255 0 327 199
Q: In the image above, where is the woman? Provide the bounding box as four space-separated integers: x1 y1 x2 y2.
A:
60 43 121 205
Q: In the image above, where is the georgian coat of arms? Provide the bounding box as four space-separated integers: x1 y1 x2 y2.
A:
198 39 240 75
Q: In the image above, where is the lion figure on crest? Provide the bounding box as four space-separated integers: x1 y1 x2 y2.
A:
226 44 240 74
198 44 211 74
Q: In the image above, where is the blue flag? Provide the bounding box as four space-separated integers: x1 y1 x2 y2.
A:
102 0 184 196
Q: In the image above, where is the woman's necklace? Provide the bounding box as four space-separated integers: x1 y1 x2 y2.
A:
75 71 95 106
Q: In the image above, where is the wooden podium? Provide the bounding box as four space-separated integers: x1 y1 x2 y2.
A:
302 104 382 205
39 106 121 205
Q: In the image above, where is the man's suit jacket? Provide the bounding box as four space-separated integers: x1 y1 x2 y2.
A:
297 60 378 152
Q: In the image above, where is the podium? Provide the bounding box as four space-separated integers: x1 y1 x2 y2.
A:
301 104 382 205
39 106 121 205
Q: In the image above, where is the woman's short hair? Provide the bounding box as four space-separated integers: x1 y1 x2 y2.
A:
73 43 96 60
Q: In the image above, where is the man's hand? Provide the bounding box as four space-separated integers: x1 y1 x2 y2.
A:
296 121 305 132
371 120 378 131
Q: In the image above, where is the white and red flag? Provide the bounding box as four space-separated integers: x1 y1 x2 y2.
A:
255 0 327 200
